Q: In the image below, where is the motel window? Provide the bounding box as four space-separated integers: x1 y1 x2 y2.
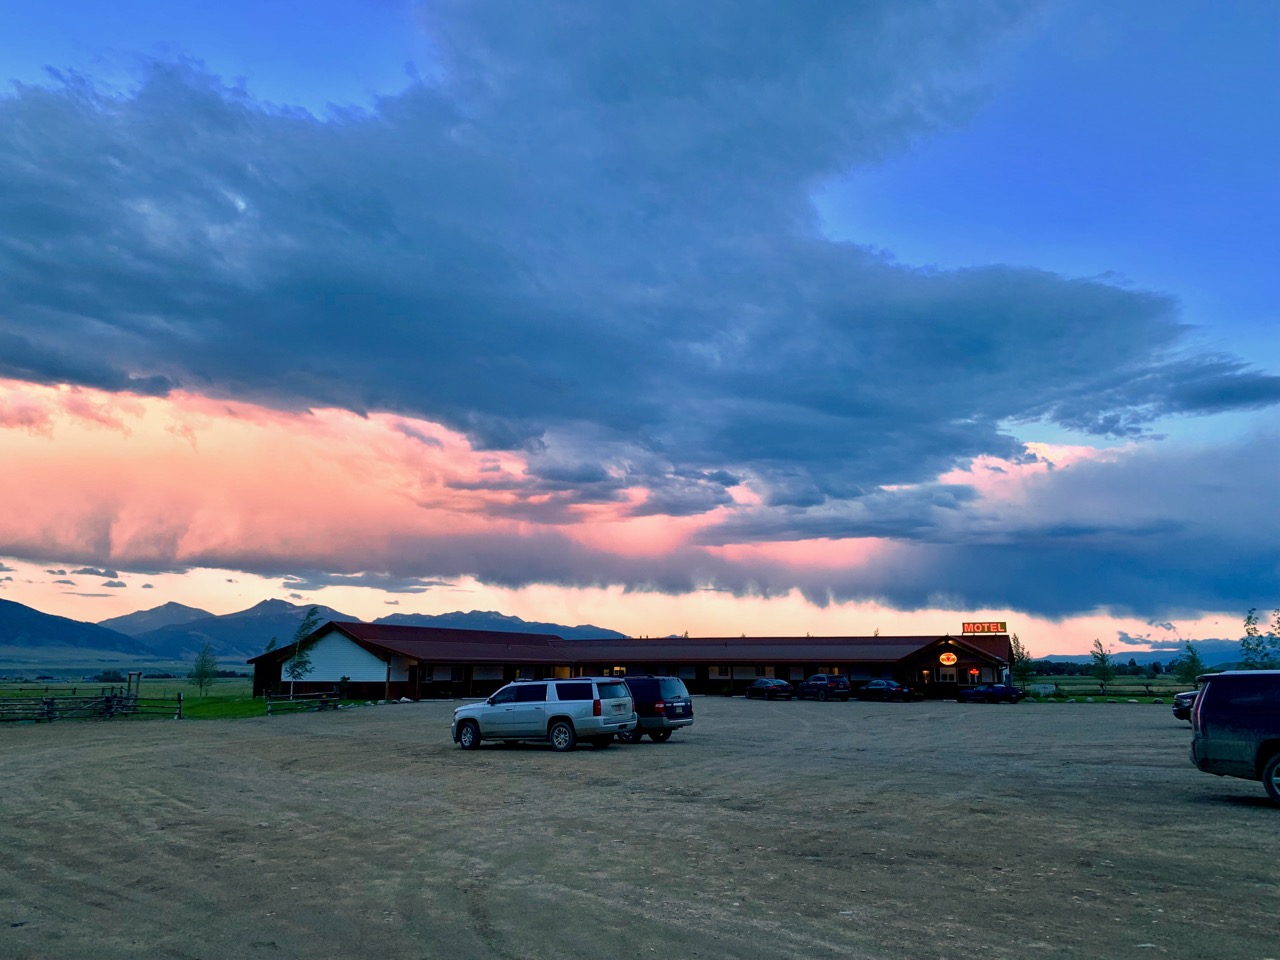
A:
678 666 697 680
711 665 731 679
754 666 766 677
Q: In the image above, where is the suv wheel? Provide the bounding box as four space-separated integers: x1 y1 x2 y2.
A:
456 720 481 750
817 689 828 702
1263 752 1280 805
649 730 672 743
549 720 577 752
617 729 643 744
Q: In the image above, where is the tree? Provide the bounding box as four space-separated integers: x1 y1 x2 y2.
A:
264 637 278 653
1090 639 1116 694
284 606 323 697
1241 607 1280 669
187 642 219 696
1010 633 1036 688
1170 641 1207 686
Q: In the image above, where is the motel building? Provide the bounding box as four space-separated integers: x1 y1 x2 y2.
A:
249 621 1014 702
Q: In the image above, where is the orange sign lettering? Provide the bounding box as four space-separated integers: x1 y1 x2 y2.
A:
962 621 1007 634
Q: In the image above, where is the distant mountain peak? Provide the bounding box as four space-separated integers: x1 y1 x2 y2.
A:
98 601 214 637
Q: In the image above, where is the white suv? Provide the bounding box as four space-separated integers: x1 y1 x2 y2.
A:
452 677 636 751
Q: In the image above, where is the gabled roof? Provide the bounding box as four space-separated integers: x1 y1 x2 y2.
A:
246 620 569 665
246 623 1010 666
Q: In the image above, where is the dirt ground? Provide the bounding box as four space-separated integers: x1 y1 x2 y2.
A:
1 697 1275 960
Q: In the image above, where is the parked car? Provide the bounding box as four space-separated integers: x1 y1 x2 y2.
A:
617 675 694 743
1172 689 1198 722
452 677 635 751
795 674 851 702
956 683 1025 704
856 679 921 702
1189 670 1280 804
744 678 794 701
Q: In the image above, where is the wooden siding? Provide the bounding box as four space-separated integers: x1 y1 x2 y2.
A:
307 629 391 682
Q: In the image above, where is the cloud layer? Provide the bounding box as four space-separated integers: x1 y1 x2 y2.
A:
1 1 1277 622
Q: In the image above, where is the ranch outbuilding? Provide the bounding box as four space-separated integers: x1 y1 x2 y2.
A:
248 621 1013 701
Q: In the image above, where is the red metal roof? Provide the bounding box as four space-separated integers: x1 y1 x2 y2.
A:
248 623 1010 666
562 636 963 663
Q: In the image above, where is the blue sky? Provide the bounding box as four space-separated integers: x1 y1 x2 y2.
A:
0 1 1276 650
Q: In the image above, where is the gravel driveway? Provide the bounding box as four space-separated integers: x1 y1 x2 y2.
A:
1 697 1273 959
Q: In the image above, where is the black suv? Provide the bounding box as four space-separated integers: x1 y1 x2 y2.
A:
618 675 694 743
1189 670 1280 804
795 674 850 702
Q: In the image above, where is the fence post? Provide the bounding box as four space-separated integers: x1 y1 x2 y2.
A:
175 692 183 720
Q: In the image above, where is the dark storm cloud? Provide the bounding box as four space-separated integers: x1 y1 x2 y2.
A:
72 567 119 578
3 4 1274 510
102 580 126 588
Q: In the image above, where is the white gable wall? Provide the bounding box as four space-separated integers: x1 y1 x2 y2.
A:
304 629 393 682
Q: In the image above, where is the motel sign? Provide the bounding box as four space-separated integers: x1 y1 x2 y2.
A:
962 621 1007 634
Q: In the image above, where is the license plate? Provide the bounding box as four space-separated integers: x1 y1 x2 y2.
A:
612 702 625 713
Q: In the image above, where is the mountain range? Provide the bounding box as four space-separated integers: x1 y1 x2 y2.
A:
0 598 627 665
0 596 1248 668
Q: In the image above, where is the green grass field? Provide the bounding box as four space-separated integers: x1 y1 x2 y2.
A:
1026 674 1192 702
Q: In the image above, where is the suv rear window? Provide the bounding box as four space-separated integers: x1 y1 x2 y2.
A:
596 681 630 700
555 682 593 701
657 679 689 698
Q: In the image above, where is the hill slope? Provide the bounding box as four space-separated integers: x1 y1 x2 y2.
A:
0 598 154 656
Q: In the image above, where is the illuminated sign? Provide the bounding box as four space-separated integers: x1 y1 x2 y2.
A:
939 652 958 666
963 622 1007 634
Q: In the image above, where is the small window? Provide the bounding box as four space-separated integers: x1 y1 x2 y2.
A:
555 682 593 701
514 684 547 703
490 687 517 704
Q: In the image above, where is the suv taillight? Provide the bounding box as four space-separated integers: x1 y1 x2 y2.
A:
653 700 666 711
593 699 602 717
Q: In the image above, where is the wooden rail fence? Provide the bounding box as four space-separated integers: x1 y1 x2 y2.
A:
0 691 184 722
265 690 340 716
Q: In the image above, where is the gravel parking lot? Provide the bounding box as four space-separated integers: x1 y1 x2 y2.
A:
1 697 1274 959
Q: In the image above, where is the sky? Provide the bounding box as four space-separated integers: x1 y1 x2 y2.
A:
0 1 1276 656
